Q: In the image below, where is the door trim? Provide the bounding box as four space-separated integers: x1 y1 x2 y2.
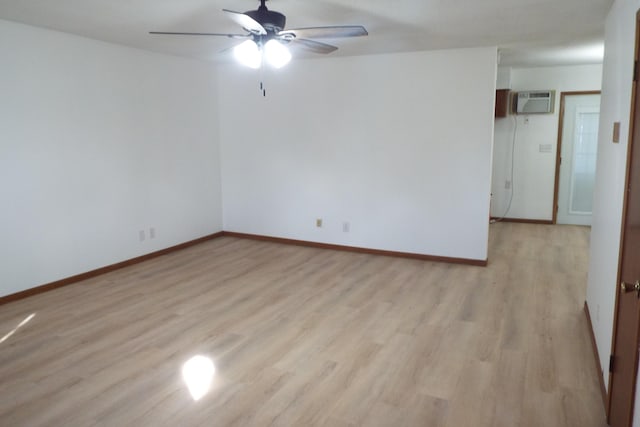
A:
607 9 640 423
552 90 601 224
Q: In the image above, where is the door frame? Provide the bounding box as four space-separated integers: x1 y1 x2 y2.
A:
552 90 601 224
607 9 640 424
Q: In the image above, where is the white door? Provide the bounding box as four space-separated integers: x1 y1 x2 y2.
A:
557 94 600 225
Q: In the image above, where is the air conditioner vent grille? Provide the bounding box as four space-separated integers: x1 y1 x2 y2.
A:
513 90 555 114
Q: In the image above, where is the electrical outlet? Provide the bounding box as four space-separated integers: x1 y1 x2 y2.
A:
524 116 529 125
343 222 350 233
316 218 323 228
505 180 511 190
139 230 146 242
149 227 156 239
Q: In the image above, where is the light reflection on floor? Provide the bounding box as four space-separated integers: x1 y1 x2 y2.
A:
0 313 36 345
182 355 216 401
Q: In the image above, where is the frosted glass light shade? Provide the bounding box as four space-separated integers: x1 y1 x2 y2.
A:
233 40 261 69
264 39 291 68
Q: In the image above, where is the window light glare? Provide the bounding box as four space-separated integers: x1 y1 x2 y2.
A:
182 355 215 401
0 313 35 345
233 40 261 69
264 39 291 69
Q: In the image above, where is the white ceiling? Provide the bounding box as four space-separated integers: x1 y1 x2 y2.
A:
0 0 613 68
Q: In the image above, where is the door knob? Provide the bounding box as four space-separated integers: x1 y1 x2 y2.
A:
620 280 640 295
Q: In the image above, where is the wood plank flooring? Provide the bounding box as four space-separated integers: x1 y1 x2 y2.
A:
0 223 607 426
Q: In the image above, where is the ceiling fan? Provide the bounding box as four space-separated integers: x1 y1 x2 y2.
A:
150 0 368 69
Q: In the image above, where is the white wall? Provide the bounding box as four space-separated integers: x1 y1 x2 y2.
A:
586 0 638 406
491 65 602 220
0 20 223 297
218 47 497 262
496 67 512 90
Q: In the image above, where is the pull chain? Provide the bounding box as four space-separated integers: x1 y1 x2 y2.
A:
259 58 266 97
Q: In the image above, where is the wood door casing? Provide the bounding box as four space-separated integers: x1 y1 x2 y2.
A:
608 10 640 427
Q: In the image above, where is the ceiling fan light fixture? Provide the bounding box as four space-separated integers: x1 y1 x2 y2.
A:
151 1 368 74
233 39 261 69
264 39 291 68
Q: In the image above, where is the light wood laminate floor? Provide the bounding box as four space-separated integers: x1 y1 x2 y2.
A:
0 223 607 426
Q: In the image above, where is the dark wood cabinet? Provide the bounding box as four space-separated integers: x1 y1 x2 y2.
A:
495 89 510 118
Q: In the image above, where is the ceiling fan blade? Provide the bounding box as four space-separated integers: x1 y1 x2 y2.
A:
222 9 267 35
279 26 367 40
150 31 249 38
290 38 338 54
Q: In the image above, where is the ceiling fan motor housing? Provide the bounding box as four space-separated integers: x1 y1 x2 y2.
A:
245 8 286 33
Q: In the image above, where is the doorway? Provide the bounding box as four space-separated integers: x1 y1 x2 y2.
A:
553 91 601 225
607 9 640 427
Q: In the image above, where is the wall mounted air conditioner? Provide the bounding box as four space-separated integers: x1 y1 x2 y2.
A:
513 90 555 114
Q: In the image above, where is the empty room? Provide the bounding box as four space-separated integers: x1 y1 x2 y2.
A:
1 0 639 426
